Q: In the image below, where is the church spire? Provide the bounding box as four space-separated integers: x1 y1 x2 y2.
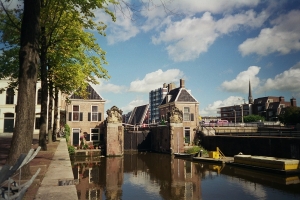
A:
248 79 254 104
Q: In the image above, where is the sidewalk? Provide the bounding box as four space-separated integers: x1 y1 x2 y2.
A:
0 133 77 199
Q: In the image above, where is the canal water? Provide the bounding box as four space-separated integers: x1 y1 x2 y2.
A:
72 153 300 200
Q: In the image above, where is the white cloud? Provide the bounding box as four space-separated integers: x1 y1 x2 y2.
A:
221 66 260 93
152 10 267 62
239 10 300 56
94 3 140 44
141 0 260 21
91 80 127 94
200 96 245 117
129 69 184 92
258 62 300 96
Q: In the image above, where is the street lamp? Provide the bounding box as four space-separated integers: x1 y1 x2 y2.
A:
233 109 236 126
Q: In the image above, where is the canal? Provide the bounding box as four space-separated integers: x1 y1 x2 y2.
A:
72 153 300 200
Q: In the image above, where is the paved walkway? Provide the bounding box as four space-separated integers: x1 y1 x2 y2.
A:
0 133 78 199
35 138 77 199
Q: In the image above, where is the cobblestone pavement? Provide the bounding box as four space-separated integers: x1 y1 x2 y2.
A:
0 133 60 199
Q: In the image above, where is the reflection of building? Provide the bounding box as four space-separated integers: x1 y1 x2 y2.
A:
170 159 201 200
74 162 102 200
104 157 123 199
149 85 168 123
67 84 106 147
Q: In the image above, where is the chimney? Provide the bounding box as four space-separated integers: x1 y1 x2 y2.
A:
180 79 185 88
279 96 285 103
168 83 171 92
290 98 297 107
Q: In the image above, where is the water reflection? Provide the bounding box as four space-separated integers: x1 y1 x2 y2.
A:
72 153 300 200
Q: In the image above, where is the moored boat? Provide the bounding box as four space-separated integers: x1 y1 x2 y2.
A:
174 152 198 158
228 154 300 175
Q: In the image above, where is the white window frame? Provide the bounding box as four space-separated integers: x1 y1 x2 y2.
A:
91 105 98 122
183 107 190 121
72 105 80 121
184 127 190 144
90 128 100 142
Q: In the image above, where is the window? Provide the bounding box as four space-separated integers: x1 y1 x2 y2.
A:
35 117 40 129
91 106 98 121
4 113 14 132
72 128 80 146
184 127 190 143
88 106 102 122
37 89 42 104
90 128 100 141
6 88 14 104
73 105 80 121
68 105 83 121
183 107 190 121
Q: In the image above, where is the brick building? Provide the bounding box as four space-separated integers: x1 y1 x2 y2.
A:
159 79 199 144
67 84 106 147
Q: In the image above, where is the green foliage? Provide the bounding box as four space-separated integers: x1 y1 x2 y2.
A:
243 115 265 123
278 106 300 125
68 145 75 155
0 0 116 95
160 119 166 125
185 145 208 155
186 146 200 154
64 124 71 143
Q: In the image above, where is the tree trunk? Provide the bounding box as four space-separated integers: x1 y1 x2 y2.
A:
38 25 48 150
7 0 40 178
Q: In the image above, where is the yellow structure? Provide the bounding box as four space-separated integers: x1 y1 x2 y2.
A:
208 147 226 159
209 151 219 159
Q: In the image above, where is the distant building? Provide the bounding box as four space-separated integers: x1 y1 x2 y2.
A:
0 79 45 134
127 104 149 125
252 96 297 121
122 111 131 124
218 80 297 122
218 104 252 123
159 79 199 144
149 85 168 123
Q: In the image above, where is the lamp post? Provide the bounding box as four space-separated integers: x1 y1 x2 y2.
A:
233 109 236 126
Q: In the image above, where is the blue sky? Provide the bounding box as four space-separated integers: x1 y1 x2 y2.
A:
89 0 300 117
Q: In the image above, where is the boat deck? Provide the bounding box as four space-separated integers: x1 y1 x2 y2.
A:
193 156 234 164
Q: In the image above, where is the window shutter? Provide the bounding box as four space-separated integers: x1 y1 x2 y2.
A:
68 112 72 121
80 112 83 121
88 112 91 121
98 113 101 121
190 113 194 121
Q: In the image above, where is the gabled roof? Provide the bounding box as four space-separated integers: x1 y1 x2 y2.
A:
160 88 198 105
70 84 103 100
128 104 149 125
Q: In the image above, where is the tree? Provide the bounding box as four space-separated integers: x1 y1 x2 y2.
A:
243 115 265 123
5 0 40 178
278 106 300 125
0 0 115 150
